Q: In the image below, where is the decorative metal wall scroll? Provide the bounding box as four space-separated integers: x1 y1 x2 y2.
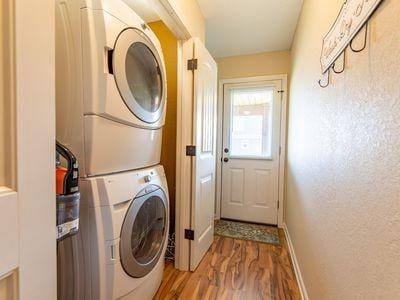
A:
318 0 385 88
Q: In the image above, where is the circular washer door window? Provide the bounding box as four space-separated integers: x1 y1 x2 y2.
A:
120 187 167 278
112 28 166 124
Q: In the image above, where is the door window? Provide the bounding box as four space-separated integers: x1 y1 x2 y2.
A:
125 42 163 113
229 87 274 158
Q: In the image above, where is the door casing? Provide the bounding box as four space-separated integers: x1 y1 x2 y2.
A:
216 75 288 228
146 0 196 272
0 0 57 298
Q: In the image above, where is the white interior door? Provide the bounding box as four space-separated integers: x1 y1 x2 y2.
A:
190 38 218 271
221 80 282 225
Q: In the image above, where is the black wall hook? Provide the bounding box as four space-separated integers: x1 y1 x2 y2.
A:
350 22 368 53
318 68 331 88
332 50 346 74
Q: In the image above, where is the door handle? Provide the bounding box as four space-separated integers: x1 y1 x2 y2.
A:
223 157 229 163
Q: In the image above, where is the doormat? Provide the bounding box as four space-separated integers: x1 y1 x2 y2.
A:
214 219 280 245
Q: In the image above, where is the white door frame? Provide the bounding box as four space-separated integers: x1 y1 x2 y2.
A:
0 0 56 298
175 39 194 271
150 0 200 271
216 75 288 228
16 0 57 298
150 0 192 40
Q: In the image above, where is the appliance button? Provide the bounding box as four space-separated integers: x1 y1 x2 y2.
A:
144 175 152 183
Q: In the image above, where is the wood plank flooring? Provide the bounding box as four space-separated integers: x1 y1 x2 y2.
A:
154 229 301 300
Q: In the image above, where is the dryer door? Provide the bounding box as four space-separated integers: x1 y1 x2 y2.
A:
120 186 167 278
112 28 166 124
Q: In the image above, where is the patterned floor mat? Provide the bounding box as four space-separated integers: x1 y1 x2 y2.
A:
214 219 280 245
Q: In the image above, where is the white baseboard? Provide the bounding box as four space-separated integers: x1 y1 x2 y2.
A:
283 223 309 300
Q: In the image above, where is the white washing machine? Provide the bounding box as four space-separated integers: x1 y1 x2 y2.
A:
79 165 169 299
56 0 167 177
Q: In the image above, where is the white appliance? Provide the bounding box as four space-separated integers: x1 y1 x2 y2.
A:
79 165 169 299
56 0 167 177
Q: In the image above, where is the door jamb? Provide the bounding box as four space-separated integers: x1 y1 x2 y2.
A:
216 75 288 228
174 39 194 271
150 0 192 40
148 0 194 271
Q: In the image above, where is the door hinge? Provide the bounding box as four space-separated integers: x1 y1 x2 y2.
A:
277 90 284 93
184 229 195 240
186 145 196 156
279 146 282 156
277 201 280 210
187 59 198 71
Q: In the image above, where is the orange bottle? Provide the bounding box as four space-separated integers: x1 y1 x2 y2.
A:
56 166 68 195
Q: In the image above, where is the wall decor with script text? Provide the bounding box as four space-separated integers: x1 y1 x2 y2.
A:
318 0 385 88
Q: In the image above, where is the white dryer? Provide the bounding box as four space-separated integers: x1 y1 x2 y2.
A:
79 165 169 299
56 0 167 177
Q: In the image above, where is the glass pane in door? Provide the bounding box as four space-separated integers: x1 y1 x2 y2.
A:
230 87 274 158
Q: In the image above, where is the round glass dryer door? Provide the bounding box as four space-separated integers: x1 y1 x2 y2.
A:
112 28 166 124
120 186 167 278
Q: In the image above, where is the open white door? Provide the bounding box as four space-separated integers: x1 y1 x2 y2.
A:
189 38 218 271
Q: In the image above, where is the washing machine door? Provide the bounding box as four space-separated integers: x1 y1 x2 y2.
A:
112 28 166 124
120 186 167 278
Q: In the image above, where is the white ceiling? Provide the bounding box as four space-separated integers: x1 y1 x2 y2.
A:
123 0 160 23
197 0 303 58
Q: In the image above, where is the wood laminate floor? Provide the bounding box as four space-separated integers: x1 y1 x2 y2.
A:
154 229 301 300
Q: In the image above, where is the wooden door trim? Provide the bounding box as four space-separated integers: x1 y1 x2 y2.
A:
216 75 288 228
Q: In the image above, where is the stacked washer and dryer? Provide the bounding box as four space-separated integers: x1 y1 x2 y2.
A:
56 0 169 299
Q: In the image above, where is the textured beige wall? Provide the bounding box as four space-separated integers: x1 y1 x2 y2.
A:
216 50 291 79
287 0 400 298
